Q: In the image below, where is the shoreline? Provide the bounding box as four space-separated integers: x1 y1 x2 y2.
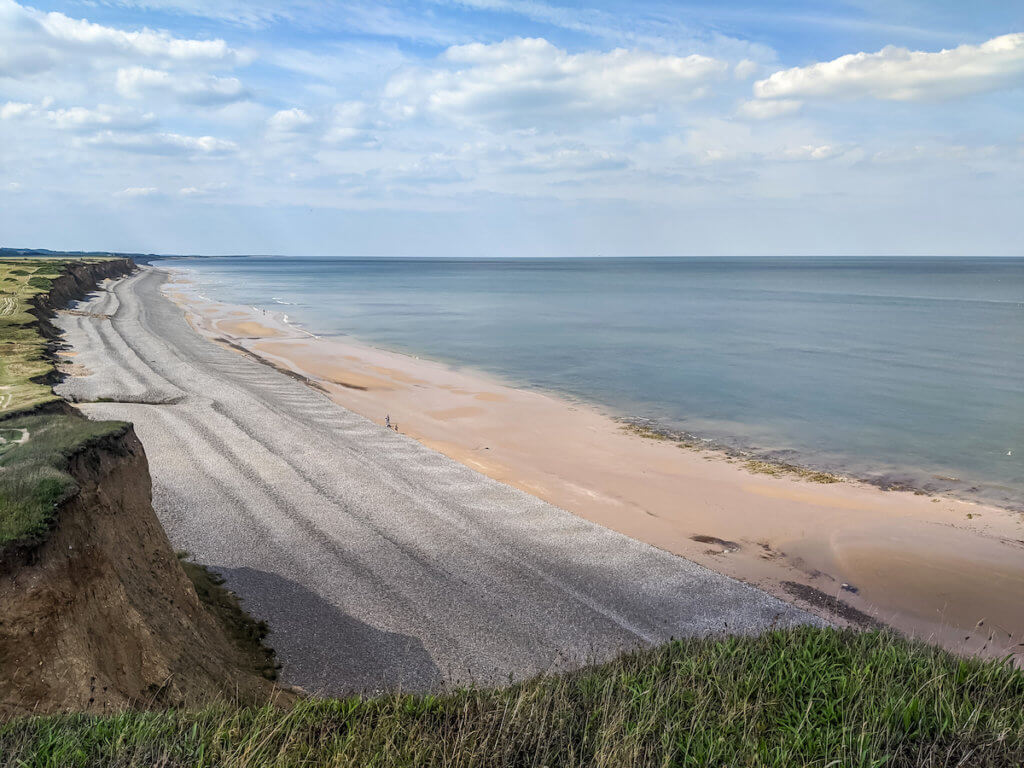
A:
161 267 1024 662
157 263 1024 517
57 267 817 692
614 417 1024 514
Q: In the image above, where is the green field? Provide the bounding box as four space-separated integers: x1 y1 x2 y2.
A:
0 258 125 553
2 627 1023 767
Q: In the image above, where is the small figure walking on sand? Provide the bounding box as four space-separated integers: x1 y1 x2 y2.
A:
385 414 391 428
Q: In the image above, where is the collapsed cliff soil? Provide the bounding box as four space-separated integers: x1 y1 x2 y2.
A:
0 427 281 715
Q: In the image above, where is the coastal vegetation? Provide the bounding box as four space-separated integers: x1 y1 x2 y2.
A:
3 627 1023 767
0 411 126 553
743 459 841 484
0 258 129 555
177 554 282 683
0 258 73 414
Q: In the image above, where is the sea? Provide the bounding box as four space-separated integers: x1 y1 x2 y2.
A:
164 256 1024 510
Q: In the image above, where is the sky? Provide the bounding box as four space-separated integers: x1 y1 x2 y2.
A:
0 0 1022 256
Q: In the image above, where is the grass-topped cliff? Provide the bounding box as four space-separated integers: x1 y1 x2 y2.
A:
0 411 129 555
0 258 77 413
3 627 1023 767
0 257 132 556
0 255 281 715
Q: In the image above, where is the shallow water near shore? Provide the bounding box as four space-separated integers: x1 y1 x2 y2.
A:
164 256 1024 510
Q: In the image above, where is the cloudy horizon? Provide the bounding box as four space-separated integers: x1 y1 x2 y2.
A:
1 0 1021 257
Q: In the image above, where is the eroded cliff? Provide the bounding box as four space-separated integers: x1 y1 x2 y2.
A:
0 257 281 715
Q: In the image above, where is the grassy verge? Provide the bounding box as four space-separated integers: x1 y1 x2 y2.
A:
2 627 1022 767
0 412 126 553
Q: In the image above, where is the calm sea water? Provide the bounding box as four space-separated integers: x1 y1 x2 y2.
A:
165 256 1024 509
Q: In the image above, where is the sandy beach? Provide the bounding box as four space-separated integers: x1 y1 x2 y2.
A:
53 267 815 694
164 268 1024 662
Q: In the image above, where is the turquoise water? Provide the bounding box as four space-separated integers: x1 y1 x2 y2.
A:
165 256 1024 509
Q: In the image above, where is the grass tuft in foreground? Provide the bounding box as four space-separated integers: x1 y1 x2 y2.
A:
2 627 1023 767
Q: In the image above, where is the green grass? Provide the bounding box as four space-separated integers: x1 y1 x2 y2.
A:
2 627 1022 767
0 257 126 554
0 258 77 414
0 412 126 552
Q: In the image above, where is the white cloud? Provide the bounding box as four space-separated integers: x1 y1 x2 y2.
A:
324 101 379 145
1 100 156 131
116 66 249 105
0 101 33 119
506 146 629 174
754 32 1024 102
384 37 727 128
736 99 802 120
115 186 159 197
733 59 759 79
37 12 231 61
85 130 238 155
0 0 245 80
778 144 840 161
267 107 315 132
179 181 228 196
47 104 156 131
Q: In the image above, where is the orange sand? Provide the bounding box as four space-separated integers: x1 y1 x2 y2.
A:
165 273 1024 662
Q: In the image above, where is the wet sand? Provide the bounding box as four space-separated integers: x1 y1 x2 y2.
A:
167 272 1024 662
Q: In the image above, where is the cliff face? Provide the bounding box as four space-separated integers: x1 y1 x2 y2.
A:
29 258 135 340
0 426 275 715
0 258 279 715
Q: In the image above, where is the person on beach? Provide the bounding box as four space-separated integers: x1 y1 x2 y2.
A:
385 414 390 428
